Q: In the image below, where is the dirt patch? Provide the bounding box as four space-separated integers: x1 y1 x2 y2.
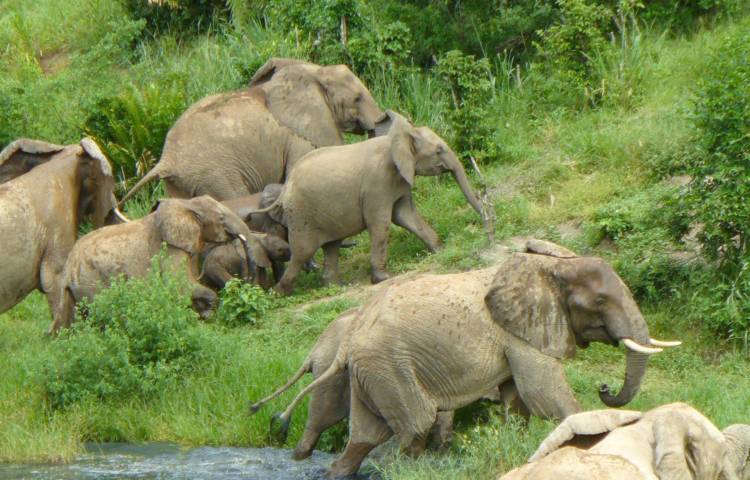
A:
39 51 70 76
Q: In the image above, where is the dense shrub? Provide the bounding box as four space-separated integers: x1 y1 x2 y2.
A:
690 260 750 342
681 26 750 267
122 0 229 36
83 80 188 181
435 50 499 164
214 278 276 327
44 253 212 409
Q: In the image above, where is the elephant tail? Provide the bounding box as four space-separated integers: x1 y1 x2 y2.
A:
273 344 348 427
247 358 312 416
117 165 163 208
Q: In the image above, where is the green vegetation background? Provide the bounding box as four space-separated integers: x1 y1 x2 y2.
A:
1 1 749 477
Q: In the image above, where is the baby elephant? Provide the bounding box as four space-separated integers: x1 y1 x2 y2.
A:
50 196 269 333
265 110 483 295
200 185 290 290
500 402 750 480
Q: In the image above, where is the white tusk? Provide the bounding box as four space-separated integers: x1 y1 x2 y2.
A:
649 338 682 347
623 338 662 354
113 207 130 223
237 234 247 242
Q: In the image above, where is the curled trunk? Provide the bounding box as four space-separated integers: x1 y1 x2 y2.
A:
598 349 649 407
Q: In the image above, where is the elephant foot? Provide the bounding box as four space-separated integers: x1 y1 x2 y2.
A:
303 259 320 272
292 447 313 461
371 270 390 284
274 282 294 296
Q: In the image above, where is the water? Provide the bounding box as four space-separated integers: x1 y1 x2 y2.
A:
0 443 341 480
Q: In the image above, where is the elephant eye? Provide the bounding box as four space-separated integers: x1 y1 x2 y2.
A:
595 295 607 306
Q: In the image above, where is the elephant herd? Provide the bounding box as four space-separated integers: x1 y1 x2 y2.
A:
0 57 747 478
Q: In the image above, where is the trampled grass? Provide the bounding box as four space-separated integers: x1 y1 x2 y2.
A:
1 1 749 478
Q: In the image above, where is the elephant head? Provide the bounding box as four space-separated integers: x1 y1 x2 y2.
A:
248 58 386 147
154 196 271 271
485 239 679 408
0 137 126 227
516 403 737 480
383 110 483 215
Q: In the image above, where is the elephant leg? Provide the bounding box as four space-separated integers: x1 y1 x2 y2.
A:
428 411 455 450
364 209 393 284
505 346 582 419
276 239 319 296
271 261 285 284
48 286 76 335
499 379 531 420
327 389 392 478
321 241 343 286
391 194 441 252
293 377 350 460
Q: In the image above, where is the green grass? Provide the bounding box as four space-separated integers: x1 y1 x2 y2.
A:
1 1 749 478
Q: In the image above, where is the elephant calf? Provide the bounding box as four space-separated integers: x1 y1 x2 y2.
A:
270 239 680 477
50 196 269 332
500 402 750 480
266 110 483 295
200 185 290 290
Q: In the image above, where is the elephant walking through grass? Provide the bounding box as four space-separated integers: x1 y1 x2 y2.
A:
271 240 680 477
119 58 386 204
266 110 483 295
50 196 268 333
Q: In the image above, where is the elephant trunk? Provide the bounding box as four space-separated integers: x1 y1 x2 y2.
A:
598 349 649 407
449 162 483 216
599 315 652 408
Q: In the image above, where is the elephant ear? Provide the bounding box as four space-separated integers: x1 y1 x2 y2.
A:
485 254 576 359
248 58 311 87
525 239 578 258
529 409 641 462
247 233 272 269
260 64 342 148
389 116 417 186
653 404 727 480
0 138 65 182
373 109 411 137
155 199 203 255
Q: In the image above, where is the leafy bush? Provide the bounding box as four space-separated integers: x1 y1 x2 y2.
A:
639 0 743 32
681 26 750 267
44 253 212 409
689 260 750 342
435 50 499 164
84 81 188 181
122 0 229 36
533 0 613 107
214 279 276 327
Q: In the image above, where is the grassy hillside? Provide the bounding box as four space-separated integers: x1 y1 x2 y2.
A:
1 1 749 478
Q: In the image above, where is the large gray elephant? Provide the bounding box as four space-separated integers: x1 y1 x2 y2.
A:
0 138 125 321
272 240 680 477
50 196 267 333
500 403 750 480
118 58 386 204
266 110 483 295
